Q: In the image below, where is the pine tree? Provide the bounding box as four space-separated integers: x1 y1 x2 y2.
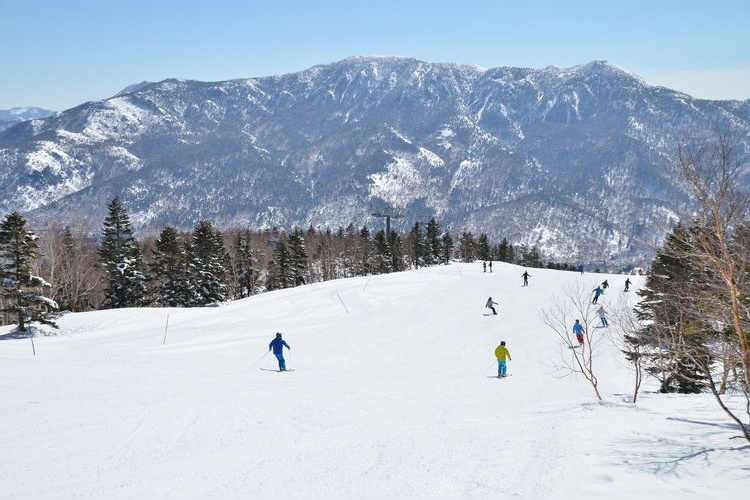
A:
269 236 293 289
149 226 190 307
99 197 147 309
409 222 426 269
425 217 443 265
389 230 406 272
477 233 491 261
630 224 711 393
458 232 476 262
496 238 511 263
357 225 373 275
288 228 309 286
235 229 259 298
186 220 229 305
373 230 392 274
0 212 58 331
440 232 454 264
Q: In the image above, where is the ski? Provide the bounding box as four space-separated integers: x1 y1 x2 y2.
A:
259 368 295 372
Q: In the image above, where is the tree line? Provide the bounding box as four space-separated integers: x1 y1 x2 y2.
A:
1 198 578 326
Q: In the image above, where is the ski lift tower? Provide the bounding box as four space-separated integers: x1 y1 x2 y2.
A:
371 207 404 236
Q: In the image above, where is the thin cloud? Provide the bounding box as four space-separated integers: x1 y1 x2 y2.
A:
644 67 750 101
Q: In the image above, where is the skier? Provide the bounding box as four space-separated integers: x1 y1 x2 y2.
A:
572 320 585 346
578 264 584 274
597 306 609 327
488 261 493 272
600 279 609 292
483 262 487 273
268 332 290 371
486 296 498 315
592 286 603 304
624 278 631 292
494 340 512 377
521 270 531 286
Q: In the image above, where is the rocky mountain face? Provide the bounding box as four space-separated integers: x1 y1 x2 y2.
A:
1 57 748 267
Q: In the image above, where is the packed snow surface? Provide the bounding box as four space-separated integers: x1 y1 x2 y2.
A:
1 262 748 499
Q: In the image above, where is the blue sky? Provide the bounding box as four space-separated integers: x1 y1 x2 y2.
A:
2 0 748 110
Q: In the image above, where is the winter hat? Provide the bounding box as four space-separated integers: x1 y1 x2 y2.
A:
500 341 506 346
276 332 282 338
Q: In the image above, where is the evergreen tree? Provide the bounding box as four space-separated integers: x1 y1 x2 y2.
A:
373 230 392 274
389 230 406 272
186 220 229 305
409 222 426 269
235 229 259 298
520 245 544 268
425 217 443 265
477 233 491 261
357 225 373 275
496 238 511 263
458 232 476 262
288 228 309 286
440 231 454 264
630 224 711 393
269 236 293 289
0 212 58 330
149 226 190 307
99 197 147 309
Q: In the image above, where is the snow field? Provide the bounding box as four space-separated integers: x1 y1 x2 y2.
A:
1 262 747 499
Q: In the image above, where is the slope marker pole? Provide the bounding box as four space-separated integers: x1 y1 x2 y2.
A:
162 314 170 345
336 292 350 314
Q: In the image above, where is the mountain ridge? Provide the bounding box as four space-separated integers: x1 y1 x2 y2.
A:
0 57 748 267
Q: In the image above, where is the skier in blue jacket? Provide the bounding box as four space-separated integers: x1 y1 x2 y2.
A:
269 332 290 371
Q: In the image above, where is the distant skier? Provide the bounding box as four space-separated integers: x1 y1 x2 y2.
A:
600 279 609 292
268 332 290 371
624 278 631 292
521 270 531 286
597 306 609 327
572 320 585 346
578 264 584 274
494 340 512 377
592 286 603 304
483 262 487 273
488 261 493 272
486 296 498 315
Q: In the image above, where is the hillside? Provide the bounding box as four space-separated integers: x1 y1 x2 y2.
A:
1 58 749 267
1 262 747 499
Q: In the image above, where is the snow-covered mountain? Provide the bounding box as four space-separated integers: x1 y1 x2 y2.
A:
1 57 749 266
0 107 55 131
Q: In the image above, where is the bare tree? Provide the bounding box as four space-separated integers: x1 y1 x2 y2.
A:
674 131 750 440
610 292 646 403
38 222 103 312
541 280 605 401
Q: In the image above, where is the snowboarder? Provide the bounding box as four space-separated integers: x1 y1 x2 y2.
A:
486 296 498 315
572 320 585 346
268 332 290 371
592 286 603 304
494 340 512 377
521 270 531 286
624 278 631 292
597 306 609 327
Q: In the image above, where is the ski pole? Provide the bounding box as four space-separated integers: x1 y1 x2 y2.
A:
254 350 270 366
482 359 496 375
